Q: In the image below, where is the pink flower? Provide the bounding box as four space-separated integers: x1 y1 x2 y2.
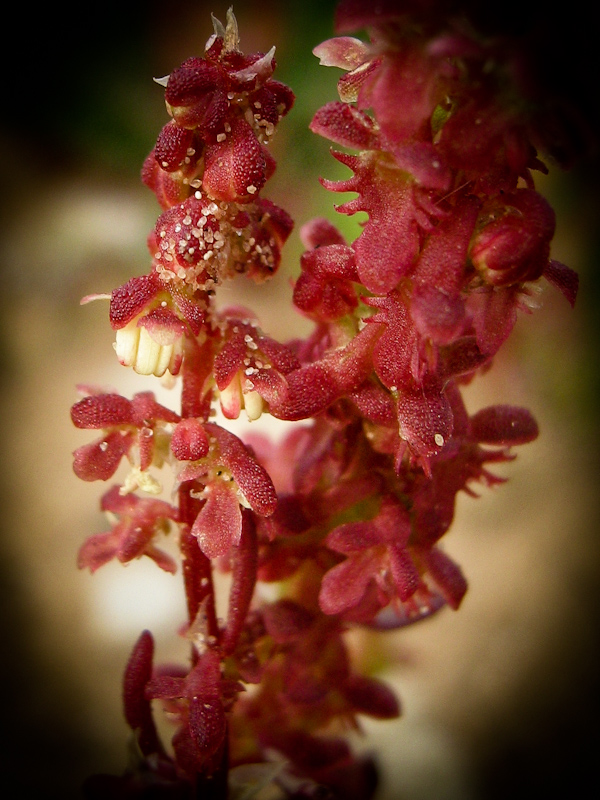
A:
173 422 277 559
319 495 420 618
144 11 294 210
71 389 180 483
145 649 238 778
213 314 300 421
77 486 179 573
108 273 189 376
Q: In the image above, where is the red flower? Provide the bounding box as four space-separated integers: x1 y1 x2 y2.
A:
293 218 360 322
173 422 277 559
319 495 420 618
145 650 240 778
71 389 180 485
77 486 179 574
144 9 294 210
213 313 300 420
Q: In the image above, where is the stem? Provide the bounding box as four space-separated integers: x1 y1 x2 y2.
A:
179 486 219 640
179 332 220 643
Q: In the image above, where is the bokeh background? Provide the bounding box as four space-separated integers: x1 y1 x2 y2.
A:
1 1 599 798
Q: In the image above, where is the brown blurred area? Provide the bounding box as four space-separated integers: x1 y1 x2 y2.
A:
1 2 599 798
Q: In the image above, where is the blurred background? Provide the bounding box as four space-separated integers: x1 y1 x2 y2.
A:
1 1 599 798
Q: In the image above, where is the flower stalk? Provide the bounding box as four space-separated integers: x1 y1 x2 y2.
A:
72 3 579 798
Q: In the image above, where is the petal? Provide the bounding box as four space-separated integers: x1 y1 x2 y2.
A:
123 630 165 757
469 286 519 356
154 121 195 171
130 392 180 425
191 481 242 558
170 418 210 461
470 405 539 446
388 544 420 602
110 273 162 330
313 36 369 69
204 423 277 517
419 546 467 610
343 673 400 719
72 431 133 482
319 552 375 616
202 117 267 202
397 383 454 459
188 694 227 759
77 531 119 573
310 102 381 150
71 393 134 429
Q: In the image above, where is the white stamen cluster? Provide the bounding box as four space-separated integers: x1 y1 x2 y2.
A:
114 314 183 377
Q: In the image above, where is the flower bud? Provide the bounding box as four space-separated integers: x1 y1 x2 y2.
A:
470 189 555 286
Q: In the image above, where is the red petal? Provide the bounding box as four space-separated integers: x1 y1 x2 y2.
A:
343 673 400 719
397 384 453 459
188 694 227 758
77 531 119 573
202 117 267 202
470 405 539 445
170 418 210 461
388 544 420 602
310 102 381 150
154 121 194 171
130 391 180 425
165 58 221 107
71 393 134 428
191 481 242 558
204 423 277 516
469 286 518 356
123 630 165 757
72 431 133 481
419 547 467 610
319 552 375 616
110 274 162 330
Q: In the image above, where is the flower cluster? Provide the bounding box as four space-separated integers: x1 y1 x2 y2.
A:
73 4 578 799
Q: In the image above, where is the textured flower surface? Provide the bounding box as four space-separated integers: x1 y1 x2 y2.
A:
73 4 580 799
77 486 179 574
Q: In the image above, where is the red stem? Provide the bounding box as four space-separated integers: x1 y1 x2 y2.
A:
179 332 220 643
